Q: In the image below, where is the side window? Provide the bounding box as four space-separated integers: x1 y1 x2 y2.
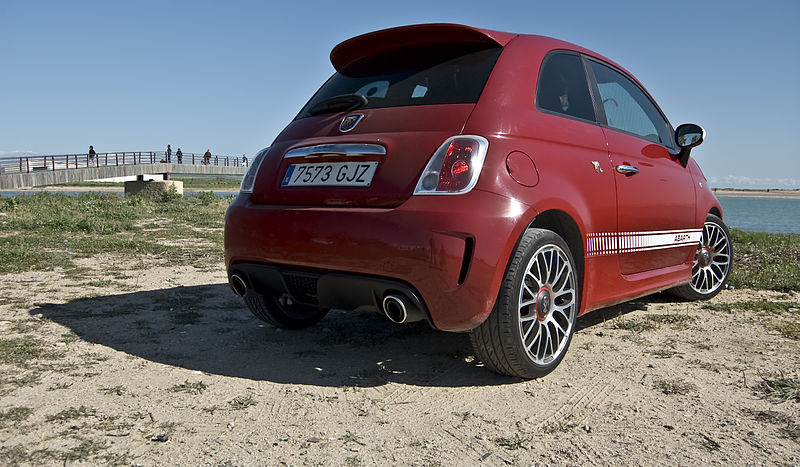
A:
589 61 672 146
536 53 595 121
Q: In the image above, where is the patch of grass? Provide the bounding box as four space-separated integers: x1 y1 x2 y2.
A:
756 375 800 402
690 359 725 373
0 371 41 390
341 430 365 446
0 445 58 465
653 377 697 395
771 321 800 340
542 419 577 434
47 406 97 422
0 192 230 274
92 415 133 432
10 319 45 333
648 349 681 359
61 330 80 344
0 337 49 365
100 386 126 396
702 300 800 314
646 313 696 329
698 434 721 452
158 421 180 435
0 407 33 428
494 433 531 450
728 229 800 292
228 395 257 410
780 425 800 441
48 382 73 391
577 341 595 351
160 184 182 202
611 318 656 332
745 408 794 425
0 236 71 274
169 380 208 395
67 438 107 461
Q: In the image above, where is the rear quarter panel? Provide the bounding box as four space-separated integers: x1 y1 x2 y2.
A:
464 36 621 315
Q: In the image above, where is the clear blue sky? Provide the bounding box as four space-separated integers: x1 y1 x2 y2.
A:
1 0 798 188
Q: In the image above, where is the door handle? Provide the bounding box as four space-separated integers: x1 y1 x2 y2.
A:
616 164 639 175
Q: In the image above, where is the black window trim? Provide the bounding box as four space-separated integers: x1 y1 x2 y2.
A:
534 49 679 153
534 50 598 126
582 55 678 151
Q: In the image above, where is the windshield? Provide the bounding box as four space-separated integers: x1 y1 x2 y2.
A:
297 46 502 119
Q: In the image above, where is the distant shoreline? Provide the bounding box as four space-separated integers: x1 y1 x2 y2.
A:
713 189 800 199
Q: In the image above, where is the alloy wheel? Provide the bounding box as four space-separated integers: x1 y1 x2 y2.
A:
690 221 731 294
518 244 577 365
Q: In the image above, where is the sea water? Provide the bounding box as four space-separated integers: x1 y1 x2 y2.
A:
718 197 800 234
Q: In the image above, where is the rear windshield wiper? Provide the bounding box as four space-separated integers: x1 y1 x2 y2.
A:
308 94 368 116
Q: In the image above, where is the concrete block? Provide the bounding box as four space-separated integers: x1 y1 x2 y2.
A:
124 180 184 199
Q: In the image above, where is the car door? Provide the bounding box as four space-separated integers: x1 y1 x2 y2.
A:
587 59 697 275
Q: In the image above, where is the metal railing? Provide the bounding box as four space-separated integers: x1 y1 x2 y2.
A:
0 151 247 175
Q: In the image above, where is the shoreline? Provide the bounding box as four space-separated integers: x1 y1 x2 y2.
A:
712 189 800 199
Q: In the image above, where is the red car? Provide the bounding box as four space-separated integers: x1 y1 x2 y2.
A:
225 23 732 378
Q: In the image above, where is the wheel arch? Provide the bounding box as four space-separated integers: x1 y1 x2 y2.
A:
527 209 585 302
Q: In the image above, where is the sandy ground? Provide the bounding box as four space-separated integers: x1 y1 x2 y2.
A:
0 256 798 466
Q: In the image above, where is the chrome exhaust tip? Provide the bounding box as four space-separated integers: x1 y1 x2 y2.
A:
382 294 409 324
230 274 248 296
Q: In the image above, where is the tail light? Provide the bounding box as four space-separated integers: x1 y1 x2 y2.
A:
239 148 269 193
414 136 489 195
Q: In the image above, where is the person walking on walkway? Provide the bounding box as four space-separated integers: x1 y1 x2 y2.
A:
176 148 183 164
203 149 211 165
166 144 172 163
89 145 97 162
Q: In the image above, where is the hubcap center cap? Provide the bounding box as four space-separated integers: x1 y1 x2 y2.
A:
535 289 551 321
698 248 712 267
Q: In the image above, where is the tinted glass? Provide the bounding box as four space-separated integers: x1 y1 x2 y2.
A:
589 61 672 146
297 47 502 119
536 53 595 121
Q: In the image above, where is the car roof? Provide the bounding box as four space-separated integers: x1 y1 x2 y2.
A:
330 23 631 82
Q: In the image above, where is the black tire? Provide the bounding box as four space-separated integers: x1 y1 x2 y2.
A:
669 214 733 301
244 293 329 329
470 229 579 379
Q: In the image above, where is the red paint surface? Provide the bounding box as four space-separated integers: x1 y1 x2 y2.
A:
225 24 722 330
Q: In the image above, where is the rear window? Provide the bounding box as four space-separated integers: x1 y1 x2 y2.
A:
297 45 502 119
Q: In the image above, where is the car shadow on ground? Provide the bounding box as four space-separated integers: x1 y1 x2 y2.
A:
32 284 677 388
32 283 511 388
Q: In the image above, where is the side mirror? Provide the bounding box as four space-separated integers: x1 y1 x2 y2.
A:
675 123 705 167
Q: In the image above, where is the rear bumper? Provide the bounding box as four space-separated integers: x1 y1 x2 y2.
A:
224 189 531 331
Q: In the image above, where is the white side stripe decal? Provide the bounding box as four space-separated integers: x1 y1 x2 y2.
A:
586 229 702 257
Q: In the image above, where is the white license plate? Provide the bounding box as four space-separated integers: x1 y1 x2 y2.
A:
281 162 378 187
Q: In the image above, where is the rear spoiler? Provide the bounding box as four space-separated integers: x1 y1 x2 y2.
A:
330 23 516 72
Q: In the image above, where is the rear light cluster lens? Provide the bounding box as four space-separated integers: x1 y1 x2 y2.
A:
239 148 269 193
414 136 489 195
